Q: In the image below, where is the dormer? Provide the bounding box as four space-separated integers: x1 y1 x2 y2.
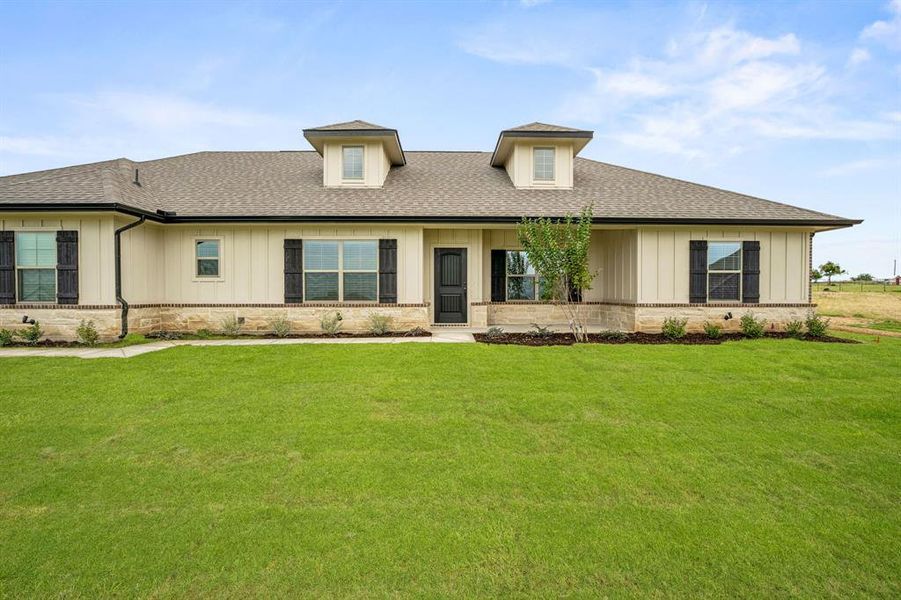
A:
303 120 405 188
490 122 593 189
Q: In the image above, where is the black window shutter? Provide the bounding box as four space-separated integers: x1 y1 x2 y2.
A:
0 231 14 305
568 278 582 302
491 250 506 302
56 230 78 305
284 239 303 303
742 240 760 303
378 239 398 304
689 240 707 304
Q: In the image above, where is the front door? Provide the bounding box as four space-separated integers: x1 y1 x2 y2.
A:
434 248 467 323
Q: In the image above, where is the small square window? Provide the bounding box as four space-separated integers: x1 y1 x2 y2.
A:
707 242 742 301
533 147 555 182
15 232 56 302
195 239 220 278
342 146 364 180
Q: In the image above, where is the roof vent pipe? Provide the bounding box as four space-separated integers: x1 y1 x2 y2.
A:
133 168 141 186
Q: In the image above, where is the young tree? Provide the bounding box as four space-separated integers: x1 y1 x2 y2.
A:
810 268 823 283
516 206 594 342
818 261 846 284
851 273 874 282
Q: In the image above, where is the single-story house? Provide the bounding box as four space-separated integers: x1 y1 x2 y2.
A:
0 120 860 340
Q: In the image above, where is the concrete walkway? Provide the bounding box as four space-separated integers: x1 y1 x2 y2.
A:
0 330 476 360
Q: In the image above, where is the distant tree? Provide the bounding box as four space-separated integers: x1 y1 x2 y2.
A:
819 261 846 284
810 268 823 282
851 273 874 282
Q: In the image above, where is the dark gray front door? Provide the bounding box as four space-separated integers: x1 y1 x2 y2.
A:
434 248 467 323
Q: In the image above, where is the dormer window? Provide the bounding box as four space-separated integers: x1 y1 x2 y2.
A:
533 147 555 182
342 145 364 181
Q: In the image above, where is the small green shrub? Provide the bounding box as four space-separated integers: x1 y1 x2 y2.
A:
661 317 687 340
528 323 553 338
785 319 805 338
0 328 13 347
597 330 628 341
739 313 766 338
16 322 44 346
320 311 343 336
76 320 100 346
155 331 183 341
805 312 831 338
220 315 242 337
196 328 214 340
368 313 393 336
485 326 505 339
702 321 722 339
403 327 429 337
269 314 291 338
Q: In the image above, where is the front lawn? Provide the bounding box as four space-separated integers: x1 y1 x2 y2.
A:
1 339 899 597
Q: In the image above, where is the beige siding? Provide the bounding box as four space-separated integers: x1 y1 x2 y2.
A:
596 229 638 302
119 220 165 304
145 224 422 304
322 140 390 188
504 142 574 189
423 228 483 321
1 213 116 304
637 227 812 303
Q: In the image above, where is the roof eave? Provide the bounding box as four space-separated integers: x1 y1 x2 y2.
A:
301 128 406 165
489 130 594 166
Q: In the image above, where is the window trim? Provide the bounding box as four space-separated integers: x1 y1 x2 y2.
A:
302 239 379 303
504 249 540 301
706 241 742 303
341 145 365 182
193 237 224 282
531 146 556 184
14 230 57 303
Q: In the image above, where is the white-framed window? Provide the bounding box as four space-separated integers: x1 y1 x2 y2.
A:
707 242 742 301
533 147 555 182
16 232 56 302
506 251 539 300
303 240 378 302
342 145 364 181
195 239 221 278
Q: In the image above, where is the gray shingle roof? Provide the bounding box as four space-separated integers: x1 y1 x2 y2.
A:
0 150 858 225
506 122 587 133
305 120 390 131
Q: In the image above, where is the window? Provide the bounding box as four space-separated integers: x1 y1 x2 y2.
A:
303 240 377 302
533 147 555 182
506 251 539 300
342 145 364 180
195 239 221 278
707 242 742 301
16 232 56 302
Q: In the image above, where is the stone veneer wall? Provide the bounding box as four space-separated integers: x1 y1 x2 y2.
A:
1 304 430 341
633 304 813 333
477 302 635 331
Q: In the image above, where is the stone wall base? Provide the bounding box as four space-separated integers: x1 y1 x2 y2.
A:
485 303 635 331
633 305 813 333
0 307 120 341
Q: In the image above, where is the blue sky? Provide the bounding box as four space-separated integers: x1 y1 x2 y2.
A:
1 0 898 277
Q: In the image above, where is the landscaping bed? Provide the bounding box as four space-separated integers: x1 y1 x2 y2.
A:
474 331 858 346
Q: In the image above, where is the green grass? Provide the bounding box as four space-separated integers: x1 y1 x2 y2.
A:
1 339 899 597
852 319 901 333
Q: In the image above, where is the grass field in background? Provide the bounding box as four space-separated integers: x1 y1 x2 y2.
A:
1 338 899 597
813 282 901 324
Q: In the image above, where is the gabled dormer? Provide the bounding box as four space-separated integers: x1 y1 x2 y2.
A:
303 120 406 188
490 122 593 189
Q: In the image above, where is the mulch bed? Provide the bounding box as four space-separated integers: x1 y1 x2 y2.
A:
474 331 859 346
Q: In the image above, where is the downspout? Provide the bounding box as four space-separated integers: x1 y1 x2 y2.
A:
115 216 146 338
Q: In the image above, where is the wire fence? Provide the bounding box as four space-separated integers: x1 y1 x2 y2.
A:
812 281 900 293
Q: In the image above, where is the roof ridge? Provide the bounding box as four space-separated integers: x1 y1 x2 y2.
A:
575 156 844 220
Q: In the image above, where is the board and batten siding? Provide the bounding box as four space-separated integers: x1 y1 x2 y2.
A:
120 224 423 304
423 229 483 313
1 213 116 304
637 228 811 303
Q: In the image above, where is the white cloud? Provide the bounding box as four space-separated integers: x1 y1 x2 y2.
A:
847 47 871 67
861 0 901 50
593 69 673 97
819 156 901 176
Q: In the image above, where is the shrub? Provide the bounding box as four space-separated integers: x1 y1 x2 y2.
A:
702 321 722 339
220 315 242 337
75 320 100 346
739 313 766 338
269 314 291 338
805 312 831 338
784 319 805 338
403 326 429 337
527 323 553 338
485 326 505 339
320 311 343 336
597 330 628 341
661 317 687 340
155 331 183 341
16 322 44 346
0 328 13 347
368 313 393 336
196 328 214 340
